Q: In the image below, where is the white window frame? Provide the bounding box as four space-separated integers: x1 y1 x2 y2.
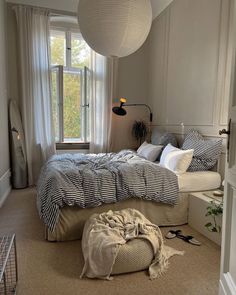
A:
50 26 90 143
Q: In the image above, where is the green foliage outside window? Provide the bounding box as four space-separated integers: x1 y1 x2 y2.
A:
63 73 81 140
51 71 59 140
50 32 65 66
71 34 90 68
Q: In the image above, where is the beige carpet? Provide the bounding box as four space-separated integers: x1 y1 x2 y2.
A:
0 188 220 295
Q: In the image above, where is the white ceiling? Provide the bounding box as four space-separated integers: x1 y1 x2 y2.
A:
6 0 173 19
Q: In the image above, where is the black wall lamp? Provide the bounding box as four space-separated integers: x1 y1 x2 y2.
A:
112 98 153 122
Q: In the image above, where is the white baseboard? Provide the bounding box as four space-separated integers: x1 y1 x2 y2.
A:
219 273 236 295
0 169 11 207
219 280 227 295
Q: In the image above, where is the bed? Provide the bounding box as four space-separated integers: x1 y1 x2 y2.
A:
37 149 221 242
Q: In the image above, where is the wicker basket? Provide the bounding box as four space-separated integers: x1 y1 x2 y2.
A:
0 235 17 295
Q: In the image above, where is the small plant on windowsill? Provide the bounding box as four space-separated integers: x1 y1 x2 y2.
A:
205 201 223 233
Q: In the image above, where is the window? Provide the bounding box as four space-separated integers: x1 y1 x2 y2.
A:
50 28 91 143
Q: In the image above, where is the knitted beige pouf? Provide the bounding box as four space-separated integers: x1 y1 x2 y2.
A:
112 238 154 275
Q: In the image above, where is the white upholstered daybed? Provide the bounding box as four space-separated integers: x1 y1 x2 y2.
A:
45 170 221 241
40 129 222 242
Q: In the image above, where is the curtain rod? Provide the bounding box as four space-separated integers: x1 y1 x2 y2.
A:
9 2 77 17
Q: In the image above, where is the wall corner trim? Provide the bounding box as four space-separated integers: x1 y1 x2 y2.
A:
0 169 11 207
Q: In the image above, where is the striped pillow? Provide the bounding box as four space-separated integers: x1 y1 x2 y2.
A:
182 130 222 171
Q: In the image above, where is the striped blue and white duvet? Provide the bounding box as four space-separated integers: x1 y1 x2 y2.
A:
37 150 179 231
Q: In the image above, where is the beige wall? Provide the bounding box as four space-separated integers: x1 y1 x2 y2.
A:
147 0 230 138
112 0 231 151
90 0 232 152
111 41 150 152
0 0 10 200
117 42 149 105
145 0 230 176
112 0 231 152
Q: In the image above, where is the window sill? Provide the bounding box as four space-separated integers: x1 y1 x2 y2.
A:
56 142 90 150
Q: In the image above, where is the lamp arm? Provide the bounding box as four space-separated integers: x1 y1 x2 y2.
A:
123 103 153 122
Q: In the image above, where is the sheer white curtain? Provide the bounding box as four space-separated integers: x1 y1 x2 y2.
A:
14 6 55 185
89 53 118 154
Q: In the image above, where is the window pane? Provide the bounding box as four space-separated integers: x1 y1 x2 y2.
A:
50 30 66 66
71 32 90 68
51 69 60 141
63 71 81 141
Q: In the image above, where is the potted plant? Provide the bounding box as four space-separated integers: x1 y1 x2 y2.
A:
205 201 223 233
132 120 148 147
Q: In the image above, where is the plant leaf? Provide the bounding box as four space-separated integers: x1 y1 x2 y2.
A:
205 222 212 227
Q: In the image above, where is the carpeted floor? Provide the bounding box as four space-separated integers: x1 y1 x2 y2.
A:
0 188 220 295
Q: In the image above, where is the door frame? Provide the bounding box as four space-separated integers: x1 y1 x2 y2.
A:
219 0 236 293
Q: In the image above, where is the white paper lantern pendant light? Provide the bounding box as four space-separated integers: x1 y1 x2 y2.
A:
78 0 152 58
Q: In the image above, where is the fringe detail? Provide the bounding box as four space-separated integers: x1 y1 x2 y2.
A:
148 224 184 280
149 245 184 280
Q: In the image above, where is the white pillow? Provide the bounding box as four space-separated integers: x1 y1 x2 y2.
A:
160 143 194 174
137 141 149 154
160 143 179 164
137 142 163 162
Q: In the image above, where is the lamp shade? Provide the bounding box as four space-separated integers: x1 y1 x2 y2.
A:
112 106 127 116
77 0 152 58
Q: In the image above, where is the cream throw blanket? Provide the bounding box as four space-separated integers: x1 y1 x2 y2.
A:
80 208 184 280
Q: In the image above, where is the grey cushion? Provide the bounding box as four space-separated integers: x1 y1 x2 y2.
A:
151 128 178 148
182 130 222 171
151 128 178 160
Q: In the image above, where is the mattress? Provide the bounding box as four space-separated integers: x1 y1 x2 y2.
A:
153 161 221 192
178 171 221 192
